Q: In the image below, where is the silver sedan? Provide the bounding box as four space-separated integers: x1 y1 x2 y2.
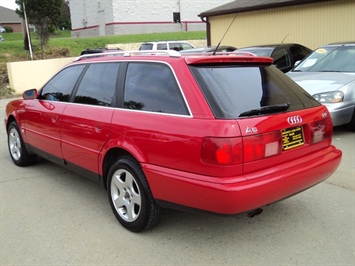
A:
287 42 355 130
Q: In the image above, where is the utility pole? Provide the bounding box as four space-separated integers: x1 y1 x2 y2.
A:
23 2 33 60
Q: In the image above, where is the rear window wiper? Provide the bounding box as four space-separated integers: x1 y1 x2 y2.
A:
239 103 290 117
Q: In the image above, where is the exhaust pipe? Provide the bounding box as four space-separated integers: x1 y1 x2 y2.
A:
247 208 263 218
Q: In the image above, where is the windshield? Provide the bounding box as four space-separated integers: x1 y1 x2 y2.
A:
189 65 319 119
293 45 355 72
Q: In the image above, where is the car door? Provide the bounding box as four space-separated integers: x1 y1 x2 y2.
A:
60 62 120 174
23 64 86 160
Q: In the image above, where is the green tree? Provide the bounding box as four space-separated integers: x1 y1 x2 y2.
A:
58 1 71 30
15 0 62 58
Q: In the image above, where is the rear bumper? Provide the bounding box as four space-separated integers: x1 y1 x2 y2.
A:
143 146 342 214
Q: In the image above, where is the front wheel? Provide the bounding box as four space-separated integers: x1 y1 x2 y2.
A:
108 156 163 232
345 110 355 131
7 121 37 166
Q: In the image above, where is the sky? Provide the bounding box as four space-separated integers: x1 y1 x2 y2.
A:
1 0 18 10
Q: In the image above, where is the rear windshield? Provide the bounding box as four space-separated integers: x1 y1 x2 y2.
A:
139 43 153 50
189 65 320 119
239 48 273 57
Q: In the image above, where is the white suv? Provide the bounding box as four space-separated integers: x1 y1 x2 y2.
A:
139 41 194 51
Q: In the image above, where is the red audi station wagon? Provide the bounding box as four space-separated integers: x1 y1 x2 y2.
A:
5 50 342 232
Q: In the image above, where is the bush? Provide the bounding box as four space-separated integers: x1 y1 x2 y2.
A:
4 26 13 33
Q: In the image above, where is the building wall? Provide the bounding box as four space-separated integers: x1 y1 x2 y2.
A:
7 58 75 94
1 22 22 32
0 6 23 32
70 0 230 37
208 0 355 50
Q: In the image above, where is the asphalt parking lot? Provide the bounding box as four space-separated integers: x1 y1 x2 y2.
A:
1 98 354 265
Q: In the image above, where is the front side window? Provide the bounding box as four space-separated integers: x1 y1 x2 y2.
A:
169 43 182 51
180 43 194 50
289 45 311 62
74 63 120 106
124 62 189 115
40 64 86 102
190 64 320 119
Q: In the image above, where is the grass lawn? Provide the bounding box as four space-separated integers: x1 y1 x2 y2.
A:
0 30 206 61
0 30 206 97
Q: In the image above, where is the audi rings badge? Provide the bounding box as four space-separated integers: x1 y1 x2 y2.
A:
287 116 303 125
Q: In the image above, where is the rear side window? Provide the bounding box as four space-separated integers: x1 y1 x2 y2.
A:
157 43 168 50
272 47 291 70
74 63 120 106
190 65 320 119
40 64 86 102
124 62 189 115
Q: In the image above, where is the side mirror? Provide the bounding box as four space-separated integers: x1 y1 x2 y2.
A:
22 89 38 100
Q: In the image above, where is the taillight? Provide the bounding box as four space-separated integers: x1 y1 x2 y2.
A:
201 131 281 165
243 131 282 162
309 118 332 144
201 137 243 165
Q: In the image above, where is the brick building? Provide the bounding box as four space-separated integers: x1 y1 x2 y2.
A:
68 0 231 37
0 6 22 32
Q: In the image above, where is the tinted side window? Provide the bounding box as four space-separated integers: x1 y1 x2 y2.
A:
169 43 182 51
157 43 168 50
289 45 311 62
124 62 189 115
74 63 120 106
40 64 86 102
272 48 291 69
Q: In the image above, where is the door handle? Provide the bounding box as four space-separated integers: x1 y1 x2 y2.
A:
51 115 59 123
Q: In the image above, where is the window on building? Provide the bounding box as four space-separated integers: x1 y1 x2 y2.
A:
173 12 181 23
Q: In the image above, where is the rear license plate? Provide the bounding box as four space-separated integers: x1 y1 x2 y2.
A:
282 126 304 150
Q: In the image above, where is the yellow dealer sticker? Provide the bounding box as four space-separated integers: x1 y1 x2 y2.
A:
315 48 327 54
282 126 305 150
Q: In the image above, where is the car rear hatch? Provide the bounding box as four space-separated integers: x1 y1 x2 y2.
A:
187 55 334 175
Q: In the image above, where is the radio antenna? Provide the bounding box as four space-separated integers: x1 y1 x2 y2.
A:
212 12 239 55
281 33 289 43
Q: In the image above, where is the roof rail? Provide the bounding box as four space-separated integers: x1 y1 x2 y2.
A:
180 51 258 57
74 50 182 61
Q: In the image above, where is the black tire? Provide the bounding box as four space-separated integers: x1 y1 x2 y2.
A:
7 121 37 166
107 156 163 232
345 110 355 131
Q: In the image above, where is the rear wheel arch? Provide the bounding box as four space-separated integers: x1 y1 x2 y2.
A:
107 155 163 231
102 148 141 190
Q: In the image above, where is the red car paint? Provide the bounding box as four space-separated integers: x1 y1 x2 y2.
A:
5 51 342 230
